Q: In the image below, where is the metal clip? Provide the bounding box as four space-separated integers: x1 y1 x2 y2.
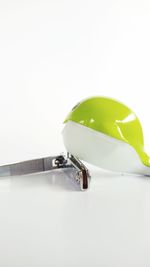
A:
0 153 90 190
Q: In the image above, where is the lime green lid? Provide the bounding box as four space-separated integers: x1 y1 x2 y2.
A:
64 96 150 167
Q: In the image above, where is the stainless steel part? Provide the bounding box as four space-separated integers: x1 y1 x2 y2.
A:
0 154 90 190
68 153 90 190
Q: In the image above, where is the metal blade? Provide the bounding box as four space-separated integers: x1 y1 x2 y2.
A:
68 153 91 190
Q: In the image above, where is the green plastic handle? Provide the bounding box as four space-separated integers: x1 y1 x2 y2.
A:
64 96 150 167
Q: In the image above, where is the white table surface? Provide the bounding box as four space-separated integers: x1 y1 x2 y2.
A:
0 168 150 267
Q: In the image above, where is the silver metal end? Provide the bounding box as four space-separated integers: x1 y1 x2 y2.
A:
67 153 91 190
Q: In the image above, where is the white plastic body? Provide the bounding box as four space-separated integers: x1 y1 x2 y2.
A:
62 121 150 176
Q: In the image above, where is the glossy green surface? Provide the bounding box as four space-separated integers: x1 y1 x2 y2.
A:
64 96 150 167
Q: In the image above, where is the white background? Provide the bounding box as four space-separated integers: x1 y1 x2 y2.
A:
0 0 150 266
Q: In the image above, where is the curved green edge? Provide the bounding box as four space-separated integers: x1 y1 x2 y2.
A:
64 96 150 167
